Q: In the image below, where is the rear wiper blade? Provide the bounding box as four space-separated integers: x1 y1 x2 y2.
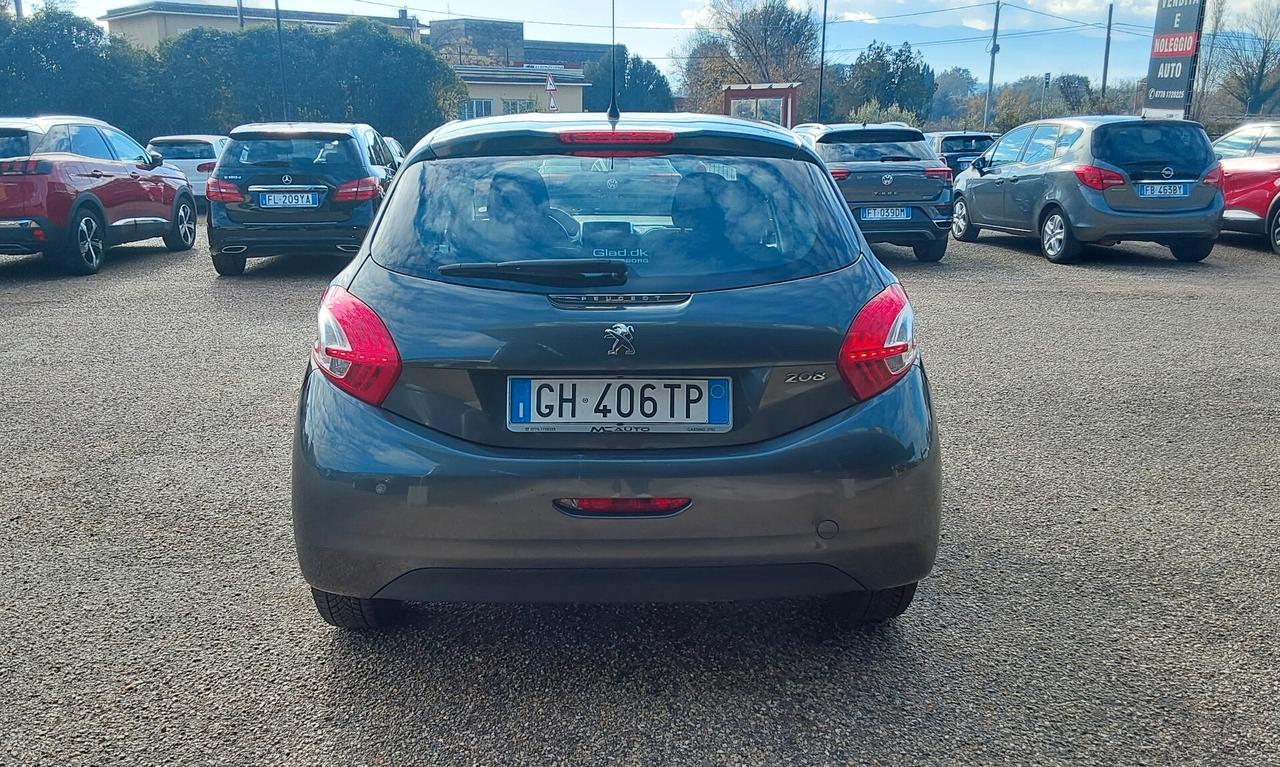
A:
878 155 921 162
239 160 290 167
437 258 628 286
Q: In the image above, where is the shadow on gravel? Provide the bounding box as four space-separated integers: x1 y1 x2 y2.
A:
0 243 170 283
957 233 1226 273
228 254 351 280
316 600 923 728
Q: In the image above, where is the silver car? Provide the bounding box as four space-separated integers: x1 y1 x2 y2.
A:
952 117 1223 263
146 134 229 204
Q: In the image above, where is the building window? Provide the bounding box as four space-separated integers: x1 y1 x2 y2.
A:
729 98 757 120
730 97 785 125
502 98 538 115
462 99 494 120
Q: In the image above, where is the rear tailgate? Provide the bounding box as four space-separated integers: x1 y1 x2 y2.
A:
830 161 946 204
215 133 365 224
1094 121 1218 213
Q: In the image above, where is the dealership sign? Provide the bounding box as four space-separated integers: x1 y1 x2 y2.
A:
1142 0 1207 118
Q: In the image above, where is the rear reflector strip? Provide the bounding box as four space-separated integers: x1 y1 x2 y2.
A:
554 497 691 516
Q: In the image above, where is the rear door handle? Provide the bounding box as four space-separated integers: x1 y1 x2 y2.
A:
89 170 105 178
130 172 141 179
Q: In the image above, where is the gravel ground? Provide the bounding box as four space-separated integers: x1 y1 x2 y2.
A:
1 227 1277 767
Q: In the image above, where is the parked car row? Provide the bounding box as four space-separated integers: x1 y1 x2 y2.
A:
0 116 408 275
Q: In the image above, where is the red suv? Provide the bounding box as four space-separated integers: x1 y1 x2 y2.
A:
0 116 197 274
1214 122 1280 253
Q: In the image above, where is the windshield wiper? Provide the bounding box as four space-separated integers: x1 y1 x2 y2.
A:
437 258 628 287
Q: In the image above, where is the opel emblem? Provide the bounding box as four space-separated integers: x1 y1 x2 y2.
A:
604 323 635 356
1161 167 1174 179
881 174 894 186
282 174 293 184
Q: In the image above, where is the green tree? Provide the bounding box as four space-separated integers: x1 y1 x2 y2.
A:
929 66 977 125
847 98 919 125
1054 74 1092 113
845 41 936 122
584 45 673 112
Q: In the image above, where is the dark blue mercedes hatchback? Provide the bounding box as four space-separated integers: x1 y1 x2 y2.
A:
291 113 942 629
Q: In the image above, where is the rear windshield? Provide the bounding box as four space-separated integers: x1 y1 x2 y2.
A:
816 130 933 162
370 154 860 293
148 140 217 160
940 135 994 153
0 130 33 159
1093 123 1212 169
220 136 358 169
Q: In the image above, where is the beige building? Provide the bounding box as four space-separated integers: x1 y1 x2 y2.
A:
100 5 594 117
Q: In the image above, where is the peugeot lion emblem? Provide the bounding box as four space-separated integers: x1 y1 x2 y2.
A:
281 174 293 185
605 323 635 356
1161 166 1175 179
881 174 894 186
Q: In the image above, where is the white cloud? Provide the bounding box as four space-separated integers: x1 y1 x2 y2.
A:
839 11 880 24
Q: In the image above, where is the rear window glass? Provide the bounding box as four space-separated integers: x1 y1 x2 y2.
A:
0 131 33 159
221 137 358 168
370 154 860 293
148 140 217 160
816 130 932 162
1094 123 1212 169
940 135 994 153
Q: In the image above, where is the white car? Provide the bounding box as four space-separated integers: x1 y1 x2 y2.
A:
146 134 230 203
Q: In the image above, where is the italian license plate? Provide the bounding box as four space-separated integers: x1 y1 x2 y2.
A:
861 207 910 221
1137 183 1188 198
259 192 318 208
507 377 732 433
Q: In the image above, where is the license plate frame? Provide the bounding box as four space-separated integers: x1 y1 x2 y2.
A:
1136 183 1189 199
861 207 911 221
259 192 319 208
507 377 732 434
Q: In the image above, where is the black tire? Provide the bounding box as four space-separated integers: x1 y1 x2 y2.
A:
211 253 246 276
60 206 106 275
913 236 948 262
1169 238 1215 262
823 583 918 625
310 587 401 630
1039 207 1081 264
163 195 197 252
951 196 980 242
1269 208 1280 255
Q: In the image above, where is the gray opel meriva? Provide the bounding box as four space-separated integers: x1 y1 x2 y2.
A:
292 113 942 629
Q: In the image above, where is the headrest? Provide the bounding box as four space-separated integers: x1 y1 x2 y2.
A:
489 167 550 222
670 172 730 231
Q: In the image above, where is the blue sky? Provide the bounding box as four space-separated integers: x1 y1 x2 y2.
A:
74 0 1191 87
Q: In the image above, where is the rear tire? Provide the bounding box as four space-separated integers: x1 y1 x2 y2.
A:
1269 208 1280 255
951 196 980 242
913 236 948 262
1169 238 1215 262
1040 207 1081 264
824 583 917 625
212 253 246 276
310 588 402 630
163 195 197 252
60 207 106 275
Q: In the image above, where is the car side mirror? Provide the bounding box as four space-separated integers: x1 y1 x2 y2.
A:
146 149 164 168
971 156 989 174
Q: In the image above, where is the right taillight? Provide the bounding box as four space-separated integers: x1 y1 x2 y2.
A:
205 178 243 203
196 162 216 173
312 286 401 407
333 176 380 202
1203 164 1223 190
837 283 917 402
0 159 52 175
924 166 953 184
1074 165 1126 191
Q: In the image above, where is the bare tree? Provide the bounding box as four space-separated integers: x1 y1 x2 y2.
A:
1190 0 1228 121
1221 0 1280 114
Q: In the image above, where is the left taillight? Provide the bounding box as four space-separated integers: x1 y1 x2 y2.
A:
205 178 243 203
0 159 52 175
333 176 380 202
312 286 401 407
837 283 917 402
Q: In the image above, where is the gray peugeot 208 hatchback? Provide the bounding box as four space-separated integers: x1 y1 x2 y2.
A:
292 113 942 629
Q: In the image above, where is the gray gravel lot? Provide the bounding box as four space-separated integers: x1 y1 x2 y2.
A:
1 227 1277 766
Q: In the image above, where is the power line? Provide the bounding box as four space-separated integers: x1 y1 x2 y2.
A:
346 0 705 30
1001 2 1149 37
826 3 994 26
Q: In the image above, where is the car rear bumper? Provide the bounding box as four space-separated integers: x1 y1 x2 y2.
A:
848 199 952 244
292 364 942 602
0 217 60 255
1067 189 1224 243
207 222 367 256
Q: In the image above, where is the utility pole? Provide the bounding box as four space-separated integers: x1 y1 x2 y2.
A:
1040 72 1050 118
13 0 22 18
983 0 1002 130
236 0 244 28
274 0 289 121
1100 2 1113 100
817 0 829 122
